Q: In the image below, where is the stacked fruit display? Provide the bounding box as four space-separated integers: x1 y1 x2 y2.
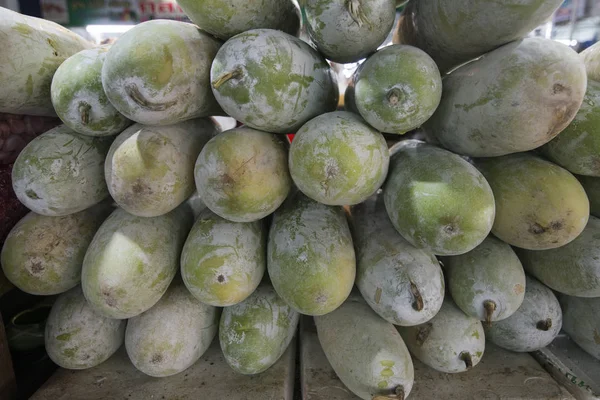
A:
1 0 600 399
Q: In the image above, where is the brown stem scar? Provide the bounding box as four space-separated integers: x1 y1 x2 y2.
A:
125 83 177 111
78 101 92 125
410 280 424 311
460 351 473 369
212 68 244 89
484 300 496 327
537 318 552 331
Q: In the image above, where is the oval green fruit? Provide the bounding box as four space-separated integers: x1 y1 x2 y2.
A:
516 216 600 297
560 295 600 361
444 235 526 325
1 203 113 295
289 111 389 206
51 46 131 137
12 125 112 216
102 20 222 126
398 298 485 374
45 286 125 370
353 44 442 134
476 153 589 250
581 41 600 82
194 127 291 222
315 293 414 399
303 0 396 63
181 209 265 306
125 279 219 377
0 7 93 116
219 283 299 375
267 192 356 316
383 141 495 256
484 276 561 352
177 0 299 40
424 38 586 157
105 119 217 217
577 174 600 218
541 80 600 176
351 194 445 326
81 207 193 319
210 29 338 133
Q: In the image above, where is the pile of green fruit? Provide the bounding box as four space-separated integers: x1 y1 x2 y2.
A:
1 0 600 398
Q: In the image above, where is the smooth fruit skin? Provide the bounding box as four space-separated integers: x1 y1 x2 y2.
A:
560 295 600 361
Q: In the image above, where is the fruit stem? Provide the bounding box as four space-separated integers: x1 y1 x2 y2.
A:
386 88 403 106
537 318 553 331
346 0 370 28
483 300 496 327
371 386 405 400
409 280 424 311
460 352 473 369
125 83 177 111
212 68 243 89
78 102 92 125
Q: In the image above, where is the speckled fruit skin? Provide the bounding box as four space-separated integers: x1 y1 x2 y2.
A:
101 20 222 126
177 0 300 40
398 298 485 374
1 203 113 295
484 276 562 352
81 206 193 319
581 41 600 82
353 45 441 134
475 153 589 250
559 295 600 361
444 235 526 323
315 293 414 400
577 174 600 217
194 127 291 222
289 111 388 206
516 216 600 298
210 29 338 133
0 8 93 117
51 46 131 137
424 38 586 157
541 80 600 177
267 192 356 316
125 279 219 377
219 283 299 375
350 194 445 326
303 0 396 63
45 286 126 370
395 0 563 73
181 209 265 307
383 141 495 256
12 125 112 216
105 119 217 217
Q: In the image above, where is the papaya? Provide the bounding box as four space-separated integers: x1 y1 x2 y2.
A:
350 194 445 326
125 278 219 377
177 0 300 40
560 295 600 361
101 20 222 126
45 286 126 369
576 174 600 217
444 235 526 325
424 38 586 157
1 203 112 295
194 127 291 222
581 41 600 82
289 111 389 206
219 283 299 375
398 298 485 374
383 141 495 256
315 293 414 400
0 7 93 116
12 125 112 216
81 207 193 319
267 192 355 316
51 46 131 137
484 276 561 352
352 44 442 134
475 153 589 250
302 0 396 63
210 29 338 133
516 216 600 298
105 119 217 217
395 0 563 73
181 209 265 307
541 80 600 176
